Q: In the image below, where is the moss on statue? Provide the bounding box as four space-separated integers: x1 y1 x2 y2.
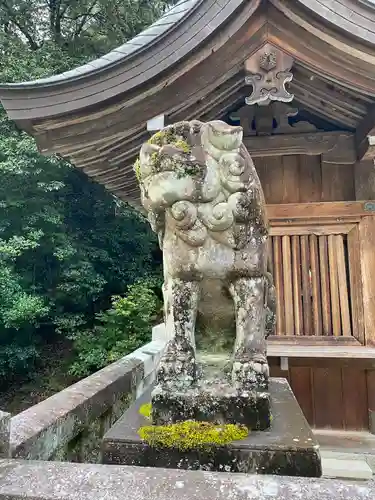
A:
174 139 191 153
133 124 203 181
139 403 152 420
149 150 201 179
133 158 141 181
147 125 190 149
138 420 248 452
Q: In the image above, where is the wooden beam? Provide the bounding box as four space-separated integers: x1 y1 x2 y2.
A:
269 224 355 236
267 342 375 359
266 201 375 221
245 131 356 162
268 335 360 345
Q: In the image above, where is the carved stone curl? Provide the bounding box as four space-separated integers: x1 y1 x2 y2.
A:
135 120 276 392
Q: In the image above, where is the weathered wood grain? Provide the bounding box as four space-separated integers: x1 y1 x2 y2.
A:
327 235 341 336
359 216 375 346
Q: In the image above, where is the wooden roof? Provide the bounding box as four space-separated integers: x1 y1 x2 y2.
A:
1 0 375 208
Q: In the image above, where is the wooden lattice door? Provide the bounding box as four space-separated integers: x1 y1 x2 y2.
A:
268 223 364 341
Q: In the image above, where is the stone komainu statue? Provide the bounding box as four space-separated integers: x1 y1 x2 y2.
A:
136 120 276 390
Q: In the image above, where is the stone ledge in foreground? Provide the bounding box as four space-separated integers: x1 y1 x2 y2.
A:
0 459 372 500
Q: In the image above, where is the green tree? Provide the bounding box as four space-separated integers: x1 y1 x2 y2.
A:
69 278 163 378
0 0 170 386
0 0 175 81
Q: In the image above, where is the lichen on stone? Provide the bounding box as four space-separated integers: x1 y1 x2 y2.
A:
133 158 141 181
148 150 201 179
138 420 248 451
148 128 188 149
173 139 190 153
150 151 163 173
177 162 201 178
139 403 152 420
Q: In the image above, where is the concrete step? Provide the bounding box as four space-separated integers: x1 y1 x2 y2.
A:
322 456 373 481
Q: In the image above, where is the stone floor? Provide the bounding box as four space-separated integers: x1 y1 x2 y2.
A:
315 429 375 480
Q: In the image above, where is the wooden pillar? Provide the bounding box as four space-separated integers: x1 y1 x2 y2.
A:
355 160 375 430
359 216 375 347
355 159 375 347
355 159 375 200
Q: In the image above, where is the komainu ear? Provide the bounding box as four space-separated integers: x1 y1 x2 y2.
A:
206 121 243 151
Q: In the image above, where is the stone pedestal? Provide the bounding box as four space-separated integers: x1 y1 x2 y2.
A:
102 378 322 477
152 383 270 430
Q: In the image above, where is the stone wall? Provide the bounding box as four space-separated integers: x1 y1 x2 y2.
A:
3 337 166 462
0 459 373 499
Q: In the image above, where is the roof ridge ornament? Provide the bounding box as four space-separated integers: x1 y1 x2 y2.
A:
244 44 294 106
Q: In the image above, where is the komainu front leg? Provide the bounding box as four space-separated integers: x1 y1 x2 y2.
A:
229 276 269 390
157 278 200 389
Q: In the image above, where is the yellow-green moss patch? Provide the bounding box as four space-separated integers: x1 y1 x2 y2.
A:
147 128 190 152
148 129 183 147
133 158 141 182
138 420 249 451
173 139 190 153
139 403 152 420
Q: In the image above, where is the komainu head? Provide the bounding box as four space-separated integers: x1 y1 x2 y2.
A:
134 120 266 229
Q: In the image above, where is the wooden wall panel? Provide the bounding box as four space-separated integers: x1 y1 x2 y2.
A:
312 367 344 429
354 160 375 200
299 156 322 203
258 157 284 203
269 359 370 430
255 155 355 204
281 155 300 203
342 369 368 430
322 163 355 201
289 366 314 424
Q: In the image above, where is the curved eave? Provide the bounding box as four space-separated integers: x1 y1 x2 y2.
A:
1 0 375 122
1 0 375 209
0 0 203 89
0 0 250 121
291 0 375 46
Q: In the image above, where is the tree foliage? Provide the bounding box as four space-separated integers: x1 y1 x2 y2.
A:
0 0 174 80
69 278 163 378
0 0 170 386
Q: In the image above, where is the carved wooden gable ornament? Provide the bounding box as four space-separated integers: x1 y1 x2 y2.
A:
245 44 294 106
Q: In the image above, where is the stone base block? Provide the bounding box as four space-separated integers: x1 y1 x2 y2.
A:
102 378 322 477
151 383 270 430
